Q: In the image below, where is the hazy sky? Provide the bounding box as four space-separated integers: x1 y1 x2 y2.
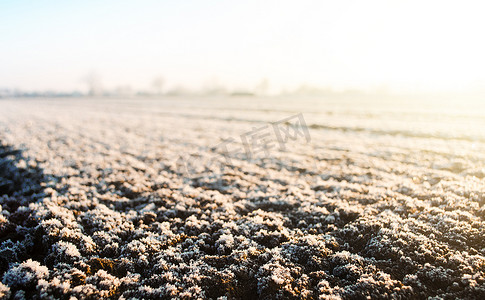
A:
1 0 484 93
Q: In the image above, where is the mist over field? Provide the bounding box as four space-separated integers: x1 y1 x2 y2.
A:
0 96 484 299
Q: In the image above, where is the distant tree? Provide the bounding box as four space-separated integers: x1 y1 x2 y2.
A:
83 72 103 96
202 77 227 96
115 85 133 97
152 76 165 95
166 85 190 96
255 78 269 96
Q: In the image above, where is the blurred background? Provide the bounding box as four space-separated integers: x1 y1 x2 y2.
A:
1 0 484 99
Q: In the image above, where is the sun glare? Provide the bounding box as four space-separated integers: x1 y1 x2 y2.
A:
1 0 484 94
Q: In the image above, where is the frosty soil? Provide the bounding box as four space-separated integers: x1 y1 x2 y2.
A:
178 113 313 180
0 97 484 299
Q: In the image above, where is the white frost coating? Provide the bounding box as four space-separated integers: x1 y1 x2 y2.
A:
0 282 11 299
216 233 235 253
0 97 484 298
52 241 81 258
2 260 49 287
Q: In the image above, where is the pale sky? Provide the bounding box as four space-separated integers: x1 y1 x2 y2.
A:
1 0 485 94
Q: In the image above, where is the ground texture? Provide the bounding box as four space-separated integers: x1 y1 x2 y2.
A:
0 97 485 299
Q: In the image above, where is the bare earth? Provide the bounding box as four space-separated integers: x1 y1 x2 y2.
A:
0 97 484 299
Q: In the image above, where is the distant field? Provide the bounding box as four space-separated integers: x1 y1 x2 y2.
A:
0 96 484 299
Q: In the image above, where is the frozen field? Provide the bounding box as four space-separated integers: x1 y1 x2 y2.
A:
0 96 485 299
